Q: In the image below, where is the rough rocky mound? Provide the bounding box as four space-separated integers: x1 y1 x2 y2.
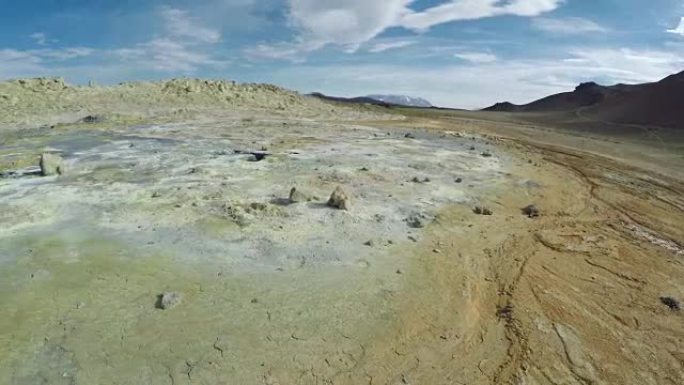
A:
484 70 684 129
0 77 388 129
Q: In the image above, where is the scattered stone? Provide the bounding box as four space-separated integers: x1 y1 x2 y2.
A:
359 167 369 172
455 177 462 183
364 240 374 247
327 186 351 210
496 304 514 322
473 206 493 216
481 151 492 157
151 191 161 198
251 152 270 161
39 152 65 176
411 176 431 184
396 269 403 274
250 298 259 304
235 149 271 161
433 249 441 254
469 146 476 151
406 213 428 228
522 204 540 218
248 202 269 211
408 236 418 242
404 133 416 139
80 115 104 124
660 296 680 311
288 187 309 203
156 292 182 310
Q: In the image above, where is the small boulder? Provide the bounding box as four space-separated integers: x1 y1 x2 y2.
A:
288 187 309 204
660 296 680 311
473 206 493 216
39 153 65 176
522 204 540 218
327 186 351 210
156 292 182 310
80 115 104 124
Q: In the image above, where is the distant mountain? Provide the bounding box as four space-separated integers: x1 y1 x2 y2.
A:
483 70 684 129
308 92 392 107
309 92 433 108
366 94 433 107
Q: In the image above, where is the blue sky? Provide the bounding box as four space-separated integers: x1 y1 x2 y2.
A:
1 0 683 108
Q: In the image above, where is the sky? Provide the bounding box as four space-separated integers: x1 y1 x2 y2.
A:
1 0 683 108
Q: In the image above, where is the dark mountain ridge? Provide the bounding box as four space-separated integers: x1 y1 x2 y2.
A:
483 70 684 129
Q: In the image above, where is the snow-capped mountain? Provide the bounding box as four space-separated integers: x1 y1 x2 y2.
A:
366 94 433 107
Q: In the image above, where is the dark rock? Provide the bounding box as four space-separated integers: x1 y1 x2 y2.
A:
660 296 680 311
406 213 428 228
474 206 493 215
522 204 540 218
80 115 105 124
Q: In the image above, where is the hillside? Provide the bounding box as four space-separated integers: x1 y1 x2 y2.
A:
0 78 391 129
484 70 684 129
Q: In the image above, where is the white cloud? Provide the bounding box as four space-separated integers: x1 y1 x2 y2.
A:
243 41 321 63
113 38 224 72
287 0 411 48
0 47 94 80
1 7 226 80
667 17 684 36
113 7 225 72
37 47 94 60
275 0 564 58
368 40 415 53
160 7 221 44
30 32 48 45
454 51 497 63
564 48 684 82
532 17 608 34
400 0 564 31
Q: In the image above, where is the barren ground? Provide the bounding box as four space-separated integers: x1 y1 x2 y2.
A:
0 82 682 385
